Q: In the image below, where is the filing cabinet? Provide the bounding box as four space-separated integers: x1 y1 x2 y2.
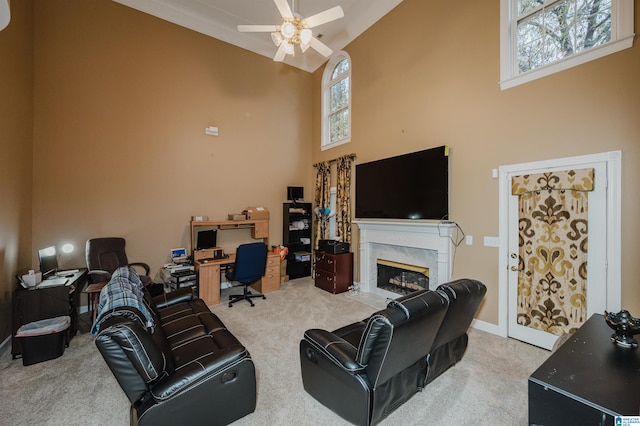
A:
314 251 353 294
251 252 281 294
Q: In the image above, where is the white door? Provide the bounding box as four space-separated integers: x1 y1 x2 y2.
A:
499 152 621 350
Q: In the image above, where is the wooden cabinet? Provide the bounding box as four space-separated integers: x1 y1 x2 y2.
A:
283 202 312 279
314 251 353 294
251 252 280 294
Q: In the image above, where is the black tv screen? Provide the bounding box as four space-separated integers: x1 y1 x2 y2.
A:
355 146 449 220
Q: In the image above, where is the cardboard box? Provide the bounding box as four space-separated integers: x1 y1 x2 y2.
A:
243 206 270 220
228 214 246 221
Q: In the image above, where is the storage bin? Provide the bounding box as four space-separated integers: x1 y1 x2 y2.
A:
16 315 70 366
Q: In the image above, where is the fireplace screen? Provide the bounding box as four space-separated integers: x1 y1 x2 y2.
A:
376 259 429 295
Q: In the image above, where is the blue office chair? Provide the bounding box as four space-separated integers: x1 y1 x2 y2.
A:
226 242 268 307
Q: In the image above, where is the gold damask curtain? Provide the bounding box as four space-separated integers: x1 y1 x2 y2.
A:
512 168 594 335
313 162 330 249
336 155 353 243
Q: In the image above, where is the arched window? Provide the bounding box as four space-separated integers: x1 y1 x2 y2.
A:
322 52 351 150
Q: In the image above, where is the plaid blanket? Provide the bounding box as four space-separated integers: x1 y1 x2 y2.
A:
90 266 155 335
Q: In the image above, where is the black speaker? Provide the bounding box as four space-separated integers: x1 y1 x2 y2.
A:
318 239 350 254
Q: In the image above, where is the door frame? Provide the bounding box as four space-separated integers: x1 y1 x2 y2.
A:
497 151 622 338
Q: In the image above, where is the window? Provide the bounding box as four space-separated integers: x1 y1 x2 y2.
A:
500 0 634 89
322 52 351 150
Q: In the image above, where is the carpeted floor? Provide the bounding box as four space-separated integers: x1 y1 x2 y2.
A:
0 278 550 425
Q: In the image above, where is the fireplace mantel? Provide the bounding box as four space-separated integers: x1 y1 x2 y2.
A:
354 220 457 298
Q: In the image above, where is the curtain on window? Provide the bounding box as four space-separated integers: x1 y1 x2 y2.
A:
336 155 353 243
313 162 330 249
512 168 594 335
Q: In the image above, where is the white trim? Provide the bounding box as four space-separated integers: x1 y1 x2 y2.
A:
321 51 352 150
471 319 502 336
500 0 635 90
497 150 622 341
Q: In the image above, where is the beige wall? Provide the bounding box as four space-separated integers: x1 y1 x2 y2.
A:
1 0 637 343
312 0 640 324
30 0 313 280
0 0 33 340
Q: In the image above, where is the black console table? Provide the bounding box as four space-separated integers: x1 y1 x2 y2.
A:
529 313 640 425
11 269 87 359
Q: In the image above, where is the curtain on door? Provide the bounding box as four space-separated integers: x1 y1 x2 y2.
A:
313 161 330 249
511 168 594 335
336 155 353 244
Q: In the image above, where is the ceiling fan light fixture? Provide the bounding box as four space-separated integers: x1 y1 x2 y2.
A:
237 1 344 61
282 40 295 56
280 21 296 39
271 31 283 47
299 28 312 45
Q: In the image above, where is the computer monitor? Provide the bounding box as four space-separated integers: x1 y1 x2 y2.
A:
38 246 59 277
196 230 217 250
287 186 304 202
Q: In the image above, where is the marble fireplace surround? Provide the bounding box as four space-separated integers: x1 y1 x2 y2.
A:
354 220 456 299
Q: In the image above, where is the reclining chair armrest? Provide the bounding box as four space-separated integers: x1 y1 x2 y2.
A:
151 287 195 309
303 329 363 373
150 344 250 400
129 262 150 276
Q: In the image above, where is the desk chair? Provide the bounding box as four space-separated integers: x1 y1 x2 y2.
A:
226 242 267 307
85 237 161 296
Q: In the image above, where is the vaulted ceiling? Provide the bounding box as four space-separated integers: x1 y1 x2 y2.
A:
113 0 403 72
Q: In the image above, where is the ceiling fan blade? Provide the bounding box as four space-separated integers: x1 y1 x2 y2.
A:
274 0 294 19
304 6 344 28
274 44 287 62
310 37 333 57
238 25 279 32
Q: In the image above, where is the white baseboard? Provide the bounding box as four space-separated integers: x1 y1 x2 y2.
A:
471 318 505 337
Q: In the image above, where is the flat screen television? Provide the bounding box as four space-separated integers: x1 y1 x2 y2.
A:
355 145 449 220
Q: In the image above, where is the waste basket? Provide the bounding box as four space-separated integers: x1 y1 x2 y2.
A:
16 315 70 366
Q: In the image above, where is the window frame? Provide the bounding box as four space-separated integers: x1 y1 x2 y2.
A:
322 51 352 151
500 0 635 90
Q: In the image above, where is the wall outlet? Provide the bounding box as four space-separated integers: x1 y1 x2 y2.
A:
465 235 473 246
484 236 500 247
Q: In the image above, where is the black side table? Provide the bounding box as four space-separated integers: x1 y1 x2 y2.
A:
529 313 640 425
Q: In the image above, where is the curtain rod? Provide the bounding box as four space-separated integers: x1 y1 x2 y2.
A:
313 153 357 168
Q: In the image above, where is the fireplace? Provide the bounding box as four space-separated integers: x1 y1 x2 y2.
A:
377 259 429 295
354 220 456 299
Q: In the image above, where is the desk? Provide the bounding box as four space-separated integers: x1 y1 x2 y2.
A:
190 219 270 253
11 269 87 359
196 252 281 306
528 313 640 424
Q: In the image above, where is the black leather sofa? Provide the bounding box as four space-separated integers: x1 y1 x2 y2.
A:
300 279 486 425
93 267 256 426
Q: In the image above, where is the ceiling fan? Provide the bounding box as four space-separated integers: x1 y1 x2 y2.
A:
238 0 344 62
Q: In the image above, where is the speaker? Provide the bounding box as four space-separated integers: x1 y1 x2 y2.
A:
318 240 350 254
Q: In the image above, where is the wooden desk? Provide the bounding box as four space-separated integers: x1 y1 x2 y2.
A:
190 219 270 253
196 252 281 307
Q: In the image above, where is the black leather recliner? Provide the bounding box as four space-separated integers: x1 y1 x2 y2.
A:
300 279 486 425
94 268 256 426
